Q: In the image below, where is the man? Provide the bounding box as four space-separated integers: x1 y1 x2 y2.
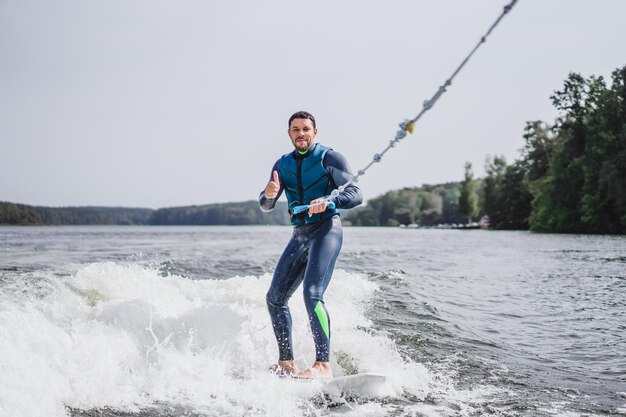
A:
259 111 363 379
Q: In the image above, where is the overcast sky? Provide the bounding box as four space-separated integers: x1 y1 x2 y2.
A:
1 0 625 209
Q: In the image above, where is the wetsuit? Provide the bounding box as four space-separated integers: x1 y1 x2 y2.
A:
259 143 362 362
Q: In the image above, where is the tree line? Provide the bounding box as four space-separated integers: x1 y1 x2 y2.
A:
0 203 153 225
343 182 467 227
0 201 290 226
149 201 290 225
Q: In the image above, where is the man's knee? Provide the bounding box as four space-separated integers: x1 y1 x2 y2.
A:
266 288 286 308
302 284 323 304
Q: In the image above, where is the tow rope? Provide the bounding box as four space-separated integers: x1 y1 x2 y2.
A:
292 0 518 215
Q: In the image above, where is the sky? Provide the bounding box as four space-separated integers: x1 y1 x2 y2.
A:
1 0 625 209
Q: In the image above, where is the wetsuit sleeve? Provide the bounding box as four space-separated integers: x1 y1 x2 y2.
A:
324 150 363 209
259 160 283 212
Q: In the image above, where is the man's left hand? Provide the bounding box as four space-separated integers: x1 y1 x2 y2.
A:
308 198 328 217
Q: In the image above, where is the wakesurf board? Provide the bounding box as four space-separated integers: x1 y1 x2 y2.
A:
320 372 387 397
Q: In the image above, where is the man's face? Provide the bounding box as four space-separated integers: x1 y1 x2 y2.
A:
288 118 317 152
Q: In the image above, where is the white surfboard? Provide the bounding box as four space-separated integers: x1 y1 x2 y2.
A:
321 372 387 397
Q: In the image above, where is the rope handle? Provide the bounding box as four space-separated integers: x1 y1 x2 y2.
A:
292 201 336 215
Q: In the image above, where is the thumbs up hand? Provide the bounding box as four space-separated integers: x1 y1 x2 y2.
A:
264 171 280 199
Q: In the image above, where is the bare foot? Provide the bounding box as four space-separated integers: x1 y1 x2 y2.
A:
269 360 298 377
295 361 333 379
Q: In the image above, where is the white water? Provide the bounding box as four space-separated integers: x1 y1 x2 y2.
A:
0 262 430 417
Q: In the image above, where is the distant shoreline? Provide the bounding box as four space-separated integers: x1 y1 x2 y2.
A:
0 200 291 226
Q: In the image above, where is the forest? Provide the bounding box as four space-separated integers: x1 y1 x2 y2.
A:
480 67 625 233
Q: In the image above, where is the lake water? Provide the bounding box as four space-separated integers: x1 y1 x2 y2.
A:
0 226 625 417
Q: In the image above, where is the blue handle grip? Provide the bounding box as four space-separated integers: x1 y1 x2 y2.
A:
292 201 335 215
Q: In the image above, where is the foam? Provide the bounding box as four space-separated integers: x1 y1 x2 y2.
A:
0 262 432 417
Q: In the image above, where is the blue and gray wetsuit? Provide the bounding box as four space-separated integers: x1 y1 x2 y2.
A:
259 143 362 362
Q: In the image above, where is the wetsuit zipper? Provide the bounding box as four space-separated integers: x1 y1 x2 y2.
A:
296 158 304 222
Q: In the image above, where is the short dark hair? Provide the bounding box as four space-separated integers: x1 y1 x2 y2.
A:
288 111 316 129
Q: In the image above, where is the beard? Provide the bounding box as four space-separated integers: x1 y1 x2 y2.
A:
293 138 311 152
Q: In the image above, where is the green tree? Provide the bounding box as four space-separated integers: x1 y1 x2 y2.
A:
530 68 626 233
458 162 478 224
578 68 626 232
530 73 592 232
483 155 507 225
498 161 533 229
521 121 555 182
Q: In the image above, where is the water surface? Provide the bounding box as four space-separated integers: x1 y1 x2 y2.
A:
1 226 624 416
